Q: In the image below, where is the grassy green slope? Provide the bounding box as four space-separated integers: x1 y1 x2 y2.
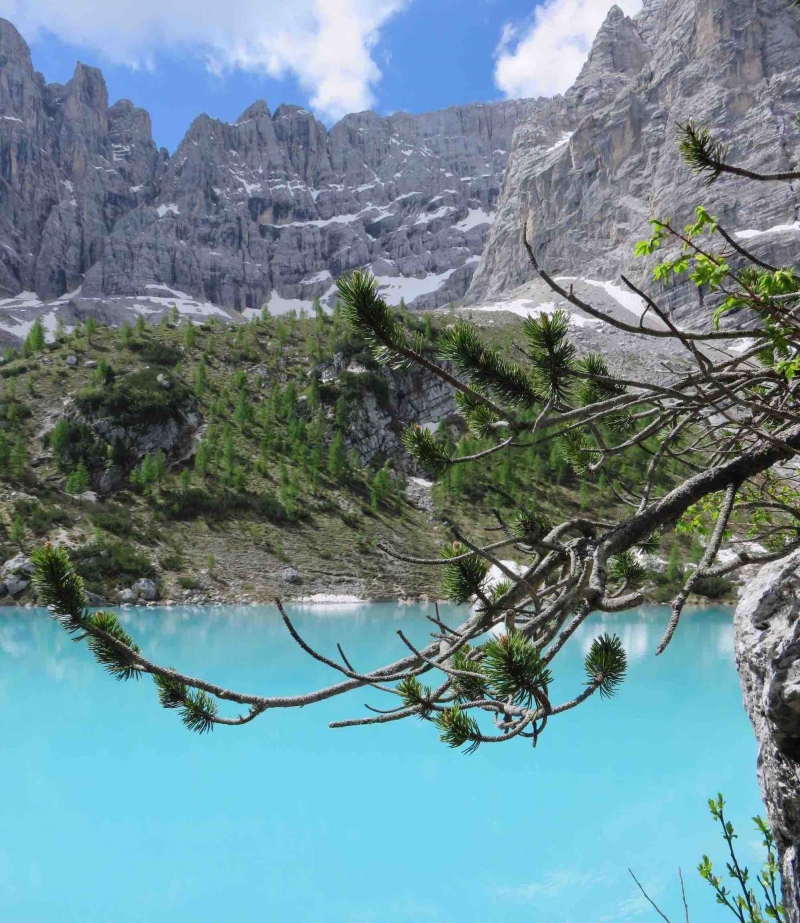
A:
0 308 732 605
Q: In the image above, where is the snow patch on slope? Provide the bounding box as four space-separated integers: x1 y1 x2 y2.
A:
735 222 800 240
454 208 495 231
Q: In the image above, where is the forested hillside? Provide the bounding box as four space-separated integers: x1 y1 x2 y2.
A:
0 303 730 605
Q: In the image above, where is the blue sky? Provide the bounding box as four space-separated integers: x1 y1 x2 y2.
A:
5 0 639 152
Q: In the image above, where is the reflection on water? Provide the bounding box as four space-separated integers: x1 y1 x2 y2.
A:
0 602 760 923
576 606 737 663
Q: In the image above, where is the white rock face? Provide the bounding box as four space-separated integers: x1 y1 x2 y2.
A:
5 575 29 596
0 551 32 596
735 551 800 922
1 553 33 579
131 578 157 601
468 0 800 328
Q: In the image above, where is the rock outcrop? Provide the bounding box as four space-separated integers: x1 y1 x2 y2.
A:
320 358 457 470
735 551 800 921
468 0 800 328
84 99 533 316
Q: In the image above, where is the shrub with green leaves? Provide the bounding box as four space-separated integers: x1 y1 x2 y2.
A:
76 368 192 426
68 539 155 594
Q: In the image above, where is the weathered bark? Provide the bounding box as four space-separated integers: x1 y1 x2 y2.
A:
735 551 800 922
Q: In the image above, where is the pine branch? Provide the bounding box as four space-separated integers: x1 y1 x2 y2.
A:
438 320 541 408
433 705 482 754
336 271 509 417
678 121 800 185
84 611 142 681
523 309 577 403
482 633 552 710
441 542 490 604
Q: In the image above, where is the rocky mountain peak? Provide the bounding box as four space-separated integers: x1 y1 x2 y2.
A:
569 4 651 105
237 99 271 122
0 0 797 342
0 17 31 67
0 17 539 329
0 17 38 117
70 61 107 100
273 103 312 120
468 0 800 326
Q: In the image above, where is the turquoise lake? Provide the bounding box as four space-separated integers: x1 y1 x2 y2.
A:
0 603 762 922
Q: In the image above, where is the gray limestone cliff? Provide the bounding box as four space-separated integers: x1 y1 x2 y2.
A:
0 15 535 336
83 98 531 315
1 0 799 341
468 0 800 327
0 18 165 301
735 552 800 922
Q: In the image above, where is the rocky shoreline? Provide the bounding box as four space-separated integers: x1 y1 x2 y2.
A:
0 547 745 610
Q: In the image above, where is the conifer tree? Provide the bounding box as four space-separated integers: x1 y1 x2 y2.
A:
234 386 251 428
370 465 393 510
65 460 90 495
0 429 10 472
134 314 146 335
22 317 45 356
309 447 322 494
327 431 349 483
84 315 98 344
184 322 196 348
307 375 320 411
9 435 28 479
282 381 297 420
153 450 167 489
9 514 24 549
194 442 210 478
131 454 155 493
194 357 208 397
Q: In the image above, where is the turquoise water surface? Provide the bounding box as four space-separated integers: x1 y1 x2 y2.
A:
0 603 762 922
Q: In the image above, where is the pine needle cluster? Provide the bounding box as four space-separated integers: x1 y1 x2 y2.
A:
481 632 552 709
32 545 220 733
522 310 576 404
677 121 731 186
440 541 490 603
584 634 627 699
438 321 540 407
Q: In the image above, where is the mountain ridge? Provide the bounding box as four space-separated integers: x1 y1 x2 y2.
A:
0 0 798 343
0 16 542 341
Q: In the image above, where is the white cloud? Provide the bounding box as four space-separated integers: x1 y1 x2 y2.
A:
496 870 606 902
494 0 643 99
1 0 408 121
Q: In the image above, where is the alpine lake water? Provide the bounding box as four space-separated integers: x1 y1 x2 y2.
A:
0 602 763 923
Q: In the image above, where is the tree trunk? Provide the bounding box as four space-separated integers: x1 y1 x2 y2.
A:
734 551 800 923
